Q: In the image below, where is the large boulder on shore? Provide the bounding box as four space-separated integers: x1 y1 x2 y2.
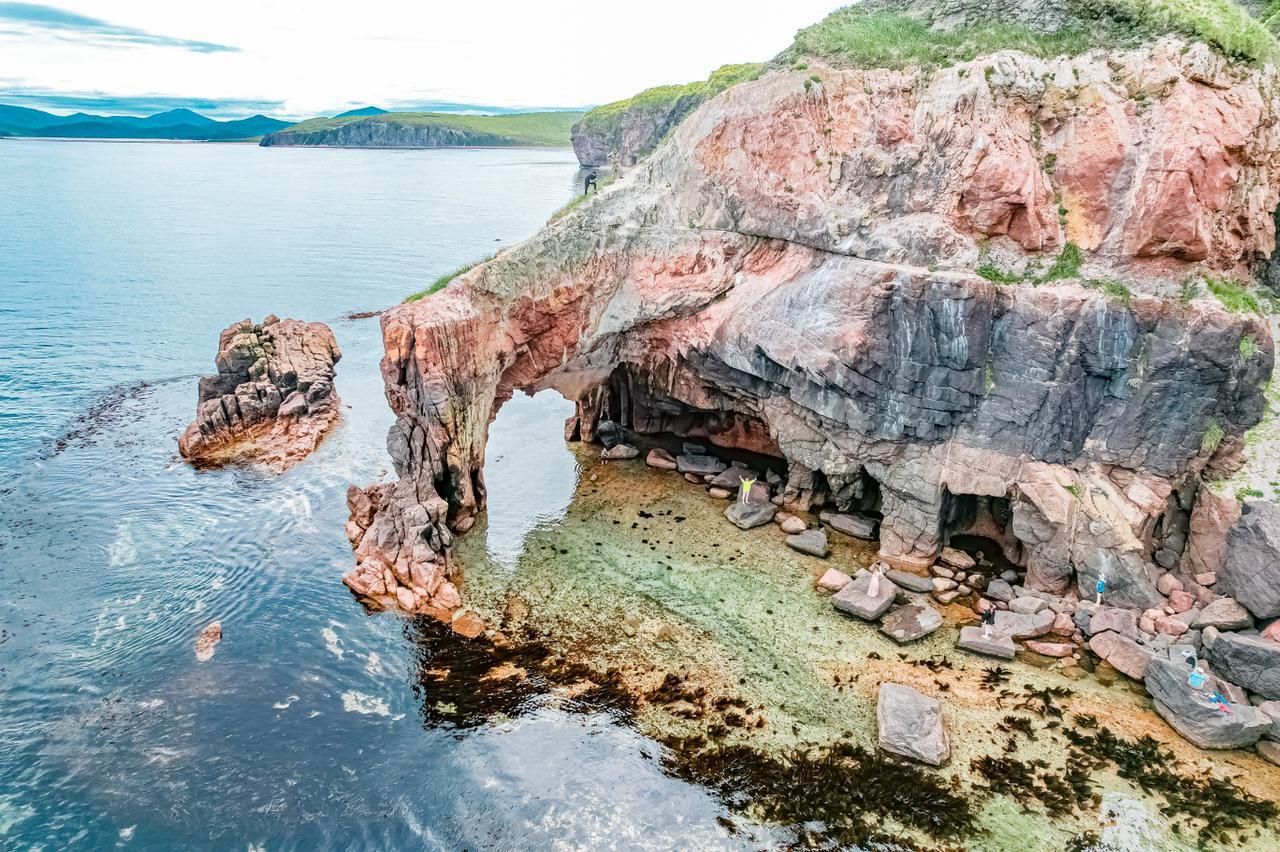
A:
178 316 341 473
832 570 899 620
957 626 1016 659
1089 630 1157 680
1145 656 1271 749
1219 501 1280 619
877 682 950 766
1207 632 1280 700
880 603 943 643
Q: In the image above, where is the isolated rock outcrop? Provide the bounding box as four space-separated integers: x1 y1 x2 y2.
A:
345 32 1277 617
179 316 341 473
877 682 951 765
1146 656 1271 748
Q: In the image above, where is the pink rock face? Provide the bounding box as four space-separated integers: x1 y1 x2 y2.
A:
1168 590 1196 613
1024 640 1075 658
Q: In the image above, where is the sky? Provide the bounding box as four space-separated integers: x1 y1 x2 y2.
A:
0 1 847 118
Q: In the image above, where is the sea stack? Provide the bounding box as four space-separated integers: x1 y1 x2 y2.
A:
179 316 341 473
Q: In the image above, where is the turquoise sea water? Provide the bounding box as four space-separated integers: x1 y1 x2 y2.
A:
0 140 751 850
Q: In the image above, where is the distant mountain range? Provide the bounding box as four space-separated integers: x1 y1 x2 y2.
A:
0 103 585 143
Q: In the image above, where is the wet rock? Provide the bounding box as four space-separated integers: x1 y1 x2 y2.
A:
816 568 852 593
195 621 222 662
877 682 950 766
786 529 829 558
645 447 678 470
725 500 776 530
779 515 807 534
1192 597 1254 631
450 610 486 639
880 603 944 643
886 569 935 594
677 453 726 477
1088 630 1156 680
1145 656 1270 748
832 570 899 620
940 547 975 570
957 626 1016 659
985 578 1014 603
993 609 1055 640
818 510 878 540
1207 632 1280 700
601 443 639 460
1220 501 1280 618
1088 606 1140 639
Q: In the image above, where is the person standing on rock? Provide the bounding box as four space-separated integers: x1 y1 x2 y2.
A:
584 170 598 195
1094 572 1106 605
738 477 757 505
981 607 996 640
868 564 883 598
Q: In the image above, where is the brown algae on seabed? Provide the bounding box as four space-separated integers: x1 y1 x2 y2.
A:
451 444 1280 849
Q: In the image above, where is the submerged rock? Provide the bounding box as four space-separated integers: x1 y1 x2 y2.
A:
195 621 222 662
179 316 341 473
877 682 950 766
880 604 943 643
1145 656 1270 749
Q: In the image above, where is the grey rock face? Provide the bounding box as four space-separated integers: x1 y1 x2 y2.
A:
819 511 879 540
1145 656 1270 749
832 571 900 620
877 682 951 766
725 500 777 530
886 570 936 593
786 529 829 557
1192 597 1254 631
993 609 1055 639
957 626 1016 659
1219 501 1280 619
1207 632 1280 700
1089 606 1140 639
1010 596 1048 615
880 604 944 643
677 453 727 476
985 578 1014 603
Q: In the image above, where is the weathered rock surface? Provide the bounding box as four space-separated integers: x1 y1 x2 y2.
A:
957 626 1016 659
877 682 950 766
345 28 1276 618
786 528 829 557
1219 501 1280 619
886 569 936 593
725 500 777 530
880 603 944 643
820 511 879 540
1089 630 1156 680
1145 656 1271 748
832 570 899 620
179 316 341 473
1192 597 1254 631
1207 632 1280 700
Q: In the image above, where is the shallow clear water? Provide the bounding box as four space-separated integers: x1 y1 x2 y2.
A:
0 140 748 849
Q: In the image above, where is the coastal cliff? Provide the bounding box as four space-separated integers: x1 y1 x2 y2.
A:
260 111 582 148
179 316 342 473
347 2 1280 651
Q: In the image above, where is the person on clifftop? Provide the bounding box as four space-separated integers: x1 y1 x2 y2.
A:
584 170 598 195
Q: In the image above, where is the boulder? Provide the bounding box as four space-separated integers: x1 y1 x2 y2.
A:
709 466 761 490
985 578 1014 603
1157 573 1184 596
1088 631 1156 680
1024 640 1075 658
597 420 624 449
832 570 900 620
1009 596 1048 615
601 443 639 460
819 510 878 540
779 515 807 534
1207 632 1280 700
932 578 958 592
1258 701 1280 742
880 604 944 643
886 570 936 594
1145 656 1270 749
993 609 1055 640
786 529 829 558
725 500 776 530
645 448 678 470
1088 606 1139 639
817 568 852 593
940 547 975 570
1219 501 1280 619
957 626 1016 659
877 683 950 766
1192 597 1254 631
1258 740 1280 766
677 453 726 477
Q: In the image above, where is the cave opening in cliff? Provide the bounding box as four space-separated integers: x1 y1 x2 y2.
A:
938 489 1023 571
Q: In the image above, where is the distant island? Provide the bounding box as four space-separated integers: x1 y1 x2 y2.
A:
0 103 585 147
258 111 584 148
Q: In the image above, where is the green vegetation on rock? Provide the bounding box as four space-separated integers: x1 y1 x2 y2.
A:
1205 277 1264 314
777 0 1278 69
575 64 764 136
404 256 493 302
266 111 584 148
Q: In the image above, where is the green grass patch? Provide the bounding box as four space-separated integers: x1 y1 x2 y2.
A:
1202 420 1224 453
1041 243 1084 282
1205 277 1263 314
977 259 1023 284
575 64 763 136
776 0 1277 69
404 255 493 303
548 173 618 223
1083 278 1132 306
272 111 584 148
1240 334 1260 359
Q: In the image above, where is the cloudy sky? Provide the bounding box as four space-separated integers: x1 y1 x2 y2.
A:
0 1 846 117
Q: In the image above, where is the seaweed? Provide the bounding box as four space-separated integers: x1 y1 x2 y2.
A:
1015 683 1073 717
980 665 1011 690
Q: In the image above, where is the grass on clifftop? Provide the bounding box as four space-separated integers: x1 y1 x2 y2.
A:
404 256 492 302
275 111 584 147
778 0 1277 68
575 64 764 135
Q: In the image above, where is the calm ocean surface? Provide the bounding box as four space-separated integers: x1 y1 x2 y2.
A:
0 140 747 850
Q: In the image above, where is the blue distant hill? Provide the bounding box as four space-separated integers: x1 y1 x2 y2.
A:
0 105 288 140
333 106 388 118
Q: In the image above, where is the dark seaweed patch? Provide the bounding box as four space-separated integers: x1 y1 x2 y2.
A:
980 666 1011 690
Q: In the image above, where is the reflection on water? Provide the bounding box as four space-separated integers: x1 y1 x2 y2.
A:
0 140 748 849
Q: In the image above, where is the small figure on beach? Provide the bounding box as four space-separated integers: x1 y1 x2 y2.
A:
738 477 757 505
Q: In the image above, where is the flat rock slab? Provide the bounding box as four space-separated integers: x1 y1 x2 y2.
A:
877 682 950 766
819 510 878 540
724 501 776 530
993 609 1055 640
676 453 726 476
817 568 852 593
940 547 975 570
646 448 678 470
1088 630 1156 681
832 571 899 621
880 604 943 643
1146 656 1270 749
957 625 1016 659
886 570 935 593
1207 632 1280 700
786 529 829 558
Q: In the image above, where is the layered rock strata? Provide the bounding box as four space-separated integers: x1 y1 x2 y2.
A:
179 316 341 473
345 41 1277 634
